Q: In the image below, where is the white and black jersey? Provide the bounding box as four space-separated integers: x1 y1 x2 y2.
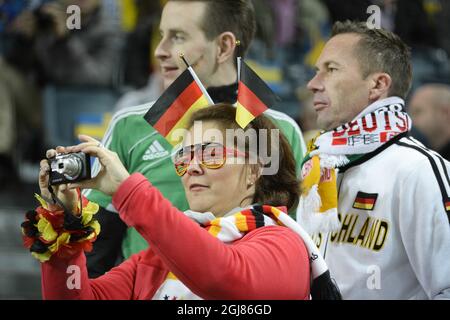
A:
311 133 450 299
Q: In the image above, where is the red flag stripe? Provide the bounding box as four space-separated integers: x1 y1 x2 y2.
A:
154 81 204 137
242 210 256 230
237 81 269 117
355 197 376 204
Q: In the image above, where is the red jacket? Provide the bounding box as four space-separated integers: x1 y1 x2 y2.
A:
41 173 310 299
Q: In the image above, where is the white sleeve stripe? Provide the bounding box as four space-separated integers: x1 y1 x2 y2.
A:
397 139 450 221
102 101 156 148
404 137 450 192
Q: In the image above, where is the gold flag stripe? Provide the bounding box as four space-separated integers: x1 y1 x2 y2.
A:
236 102 256 129
166 95 210 146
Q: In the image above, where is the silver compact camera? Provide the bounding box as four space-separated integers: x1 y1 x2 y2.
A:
49 152 91 185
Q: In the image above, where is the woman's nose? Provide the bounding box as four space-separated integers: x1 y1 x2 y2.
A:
186 154 203 176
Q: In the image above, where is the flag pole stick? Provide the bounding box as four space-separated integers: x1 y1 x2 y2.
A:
179 53 190 69
236 40 242 83
179 53 214 104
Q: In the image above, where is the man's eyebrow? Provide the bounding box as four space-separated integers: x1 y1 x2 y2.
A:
169 28 187 34
315 60 342 70
159 28 188 35
324 60 341 67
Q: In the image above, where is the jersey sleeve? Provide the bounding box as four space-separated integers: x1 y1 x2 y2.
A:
42 249 142 300
83 113 128 210
398 157 450 299
86 206 128 278
112 173 310 300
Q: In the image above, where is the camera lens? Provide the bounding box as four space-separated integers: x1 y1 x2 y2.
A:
58 154 83 180
49 152 90 185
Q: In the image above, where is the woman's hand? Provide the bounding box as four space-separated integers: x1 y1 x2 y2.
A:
39 147 78 213
66 135 130 196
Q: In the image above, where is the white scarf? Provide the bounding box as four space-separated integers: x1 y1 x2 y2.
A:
152 205 331 300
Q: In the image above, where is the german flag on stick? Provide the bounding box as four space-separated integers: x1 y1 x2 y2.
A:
236 58 279 129
144 61 213 146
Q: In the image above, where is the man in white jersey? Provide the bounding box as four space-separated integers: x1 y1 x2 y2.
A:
301 20 450 299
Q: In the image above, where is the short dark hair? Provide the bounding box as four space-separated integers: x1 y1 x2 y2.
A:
188 104 300 211
169 0 256 58
332 20 412 99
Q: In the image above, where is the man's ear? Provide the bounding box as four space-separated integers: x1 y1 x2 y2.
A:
216 32 237 64
368 72 392 100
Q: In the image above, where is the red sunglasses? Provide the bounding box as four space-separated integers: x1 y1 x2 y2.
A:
173 142 248 176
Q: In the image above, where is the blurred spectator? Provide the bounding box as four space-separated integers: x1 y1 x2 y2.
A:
436 0 450 57
0 0 124 182
409 84 450 160
249 0 331 119
324 0 441 48
100 0 121 30
395 0 439 48
270 0 298 47
0 0 40 185
297 0 331 78
0 55 42 185
114 72 163 112
19 0 125 87
121 0 162 89
0 60 15 186
323 0 372 23
395 0 450 91
113 0 165 111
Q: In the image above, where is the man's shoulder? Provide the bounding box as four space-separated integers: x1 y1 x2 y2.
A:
104 101 157 144
264 108 301 132
346 135 448 179
391 136 449 165
263 108 306 158
110 101 156 125
380 135 450 177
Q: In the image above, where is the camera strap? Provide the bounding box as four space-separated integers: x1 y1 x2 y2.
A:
47 182 84 230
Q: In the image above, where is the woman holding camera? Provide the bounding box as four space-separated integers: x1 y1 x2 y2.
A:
24 104 339 300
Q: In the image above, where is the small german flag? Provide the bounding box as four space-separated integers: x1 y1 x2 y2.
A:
236 60 279 129
144 68 212 146
353 192 378 211
445 199 450 212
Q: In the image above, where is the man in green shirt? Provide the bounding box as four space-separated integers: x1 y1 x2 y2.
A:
84 0 306 277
